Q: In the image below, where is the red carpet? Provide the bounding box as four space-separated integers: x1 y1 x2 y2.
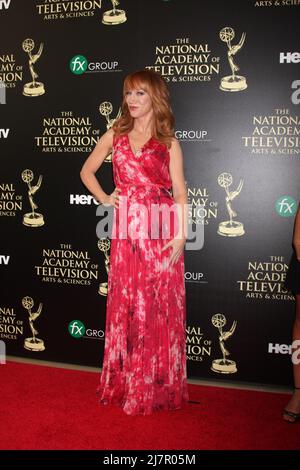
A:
0 361 299 450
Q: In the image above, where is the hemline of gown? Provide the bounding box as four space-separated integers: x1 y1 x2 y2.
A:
96 381 189 416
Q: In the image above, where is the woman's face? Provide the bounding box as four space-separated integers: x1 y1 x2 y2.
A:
125 87 153 120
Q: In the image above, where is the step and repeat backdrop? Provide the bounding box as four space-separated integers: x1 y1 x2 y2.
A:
0 0 299 387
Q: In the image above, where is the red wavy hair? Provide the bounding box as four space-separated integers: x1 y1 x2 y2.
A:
113 69 175 147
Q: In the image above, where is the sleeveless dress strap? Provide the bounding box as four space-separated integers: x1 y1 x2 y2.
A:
112 133 124 147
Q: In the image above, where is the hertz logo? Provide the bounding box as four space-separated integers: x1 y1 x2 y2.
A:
69 194 99 205
279 52 300 64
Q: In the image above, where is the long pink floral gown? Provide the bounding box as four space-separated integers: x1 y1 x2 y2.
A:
97 134 188 415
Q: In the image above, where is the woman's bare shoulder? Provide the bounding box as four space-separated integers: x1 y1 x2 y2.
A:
101 128 114 145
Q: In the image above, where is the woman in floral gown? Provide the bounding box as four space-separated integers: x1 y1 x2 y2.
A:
80 70 188 415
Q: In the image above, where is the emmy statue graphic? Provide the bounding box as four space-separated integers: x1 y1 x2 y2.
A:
217 172 244 237
99 101 121 162
219 27 247 92
22 38 45 97
102 0 127 25
211 313 237 374
98 238 111 296
21 169 45 227
22 296 45 352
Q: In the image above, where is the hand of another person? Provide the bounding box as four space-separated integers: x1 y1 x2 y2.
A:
162 237 186 265
102 188 121 208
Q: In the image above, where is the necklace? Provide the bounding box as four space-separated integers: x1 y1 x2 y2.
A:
131 143 142 157
128 134 151 158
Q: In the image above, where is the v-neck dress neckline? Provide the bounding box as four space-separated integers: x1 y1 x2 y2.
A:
126 133 153 158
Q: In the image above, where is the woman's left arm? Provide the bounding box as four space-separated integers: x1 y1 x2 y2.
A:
162 138 188 265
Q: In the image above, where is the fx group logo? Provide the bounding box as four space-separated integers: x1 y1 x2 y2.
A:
70 55 88 75
275 196 297 217
68 320 85 338
175 130 209 142
68 320 105 340
69 55 120 75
